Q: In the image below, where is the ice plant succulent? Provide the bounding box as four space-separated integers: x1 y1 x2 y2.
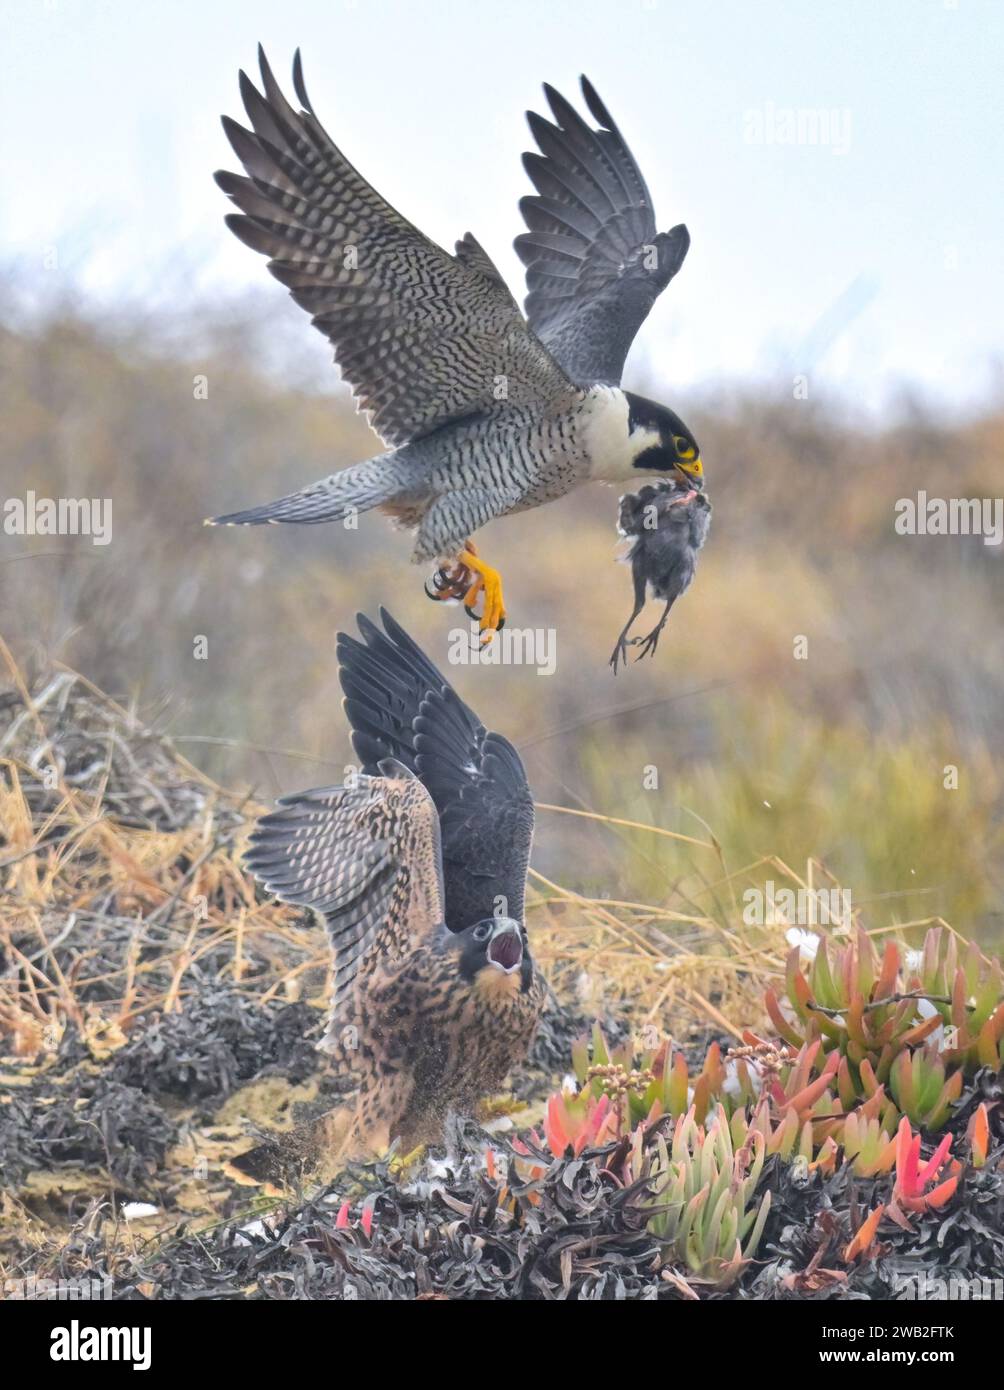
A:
543 1090 616 1158
765 929 945 1086
840 1110 897 1177
914 928 1004 1071
889 1116 960 1223
572 1025 727 1130
757 925 1004 1133
726 1037 797 1104
764 1039 841 1123
730 1096 838 1173
644 1105 772 1288
889 1045 963 1131
843 1204 885 1262
834 1054 898 1128
333 1198 375 1239
967 1102 990 1169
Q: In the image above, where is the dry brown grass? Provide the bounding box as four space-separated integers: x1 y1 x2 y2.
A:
3 644 967 1068
0 644 320 1062
0 640 771 1057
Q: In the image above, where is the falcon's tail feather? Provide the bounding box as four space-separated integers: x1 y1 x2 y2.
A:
206 453 403 527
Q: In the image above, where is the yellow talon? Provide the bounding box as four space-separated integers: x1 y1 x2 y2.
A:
387 1143 426 1176
478 1094 528 1120
458 547 506 641
462 573 484 612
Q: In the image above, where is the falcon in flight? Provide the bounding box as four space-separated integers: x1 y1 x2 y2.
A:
208 47 704 640
243 610 546 1155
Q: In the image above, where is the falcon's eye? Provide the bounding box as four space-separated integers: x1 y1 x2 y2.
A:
674 438 697 461
473 923 492 942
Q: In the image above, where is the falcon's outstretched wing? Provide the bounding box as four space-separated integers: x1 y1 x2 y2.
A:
515 77 690 387
245 766 444 1018
216 47 576 447
336 609 535 930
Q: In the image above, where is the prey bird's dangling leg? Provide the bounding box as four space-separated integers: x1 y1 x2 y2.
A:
610 566 648 674
632 598 677 664
610 612 642 675
458 541 507 643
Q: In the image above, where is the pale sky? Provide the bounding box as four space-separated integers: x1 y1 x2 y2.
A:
3 0 1002 417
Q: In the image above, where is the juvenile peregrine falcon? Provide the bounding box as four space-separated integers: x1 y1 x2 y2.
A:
207 47 703 640
243 610 545 1155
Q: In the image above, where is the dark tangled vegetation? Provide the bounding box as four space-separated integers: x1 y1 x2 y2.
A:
2 661 1002 1301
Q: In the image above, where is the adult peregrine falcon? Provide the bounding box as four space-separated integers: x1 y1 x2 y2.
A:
243 610 545 1153
208 47 703 640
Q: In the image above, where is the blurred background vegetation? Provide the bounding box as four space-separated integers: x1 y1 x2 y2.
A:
1 277 1001 947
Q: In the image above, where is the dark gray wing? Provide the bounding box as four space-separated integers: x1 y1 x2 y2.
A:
336 609 535 929
244 768 444 1020
515 77 690 387
215 47 576 448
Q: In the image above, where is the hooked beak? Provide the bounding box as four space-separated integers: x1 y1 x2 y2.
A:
674 458 704 491
486 922 523 974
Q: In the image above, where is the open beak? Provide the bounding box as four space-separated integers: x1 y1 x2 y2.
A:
675 459 704 490
487 923 523 974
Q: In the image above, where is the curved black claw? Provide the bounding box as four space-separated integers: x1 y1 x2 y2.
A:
609 637 630 675
426 566 470 603
464 600 506 634
632 625 666 663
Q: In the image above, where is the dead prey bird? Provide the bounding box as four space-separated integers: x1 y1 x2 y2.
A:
610 480 711 672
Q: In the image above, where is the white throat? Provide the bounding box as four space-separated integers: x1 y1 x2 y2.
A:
581 385 662 483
